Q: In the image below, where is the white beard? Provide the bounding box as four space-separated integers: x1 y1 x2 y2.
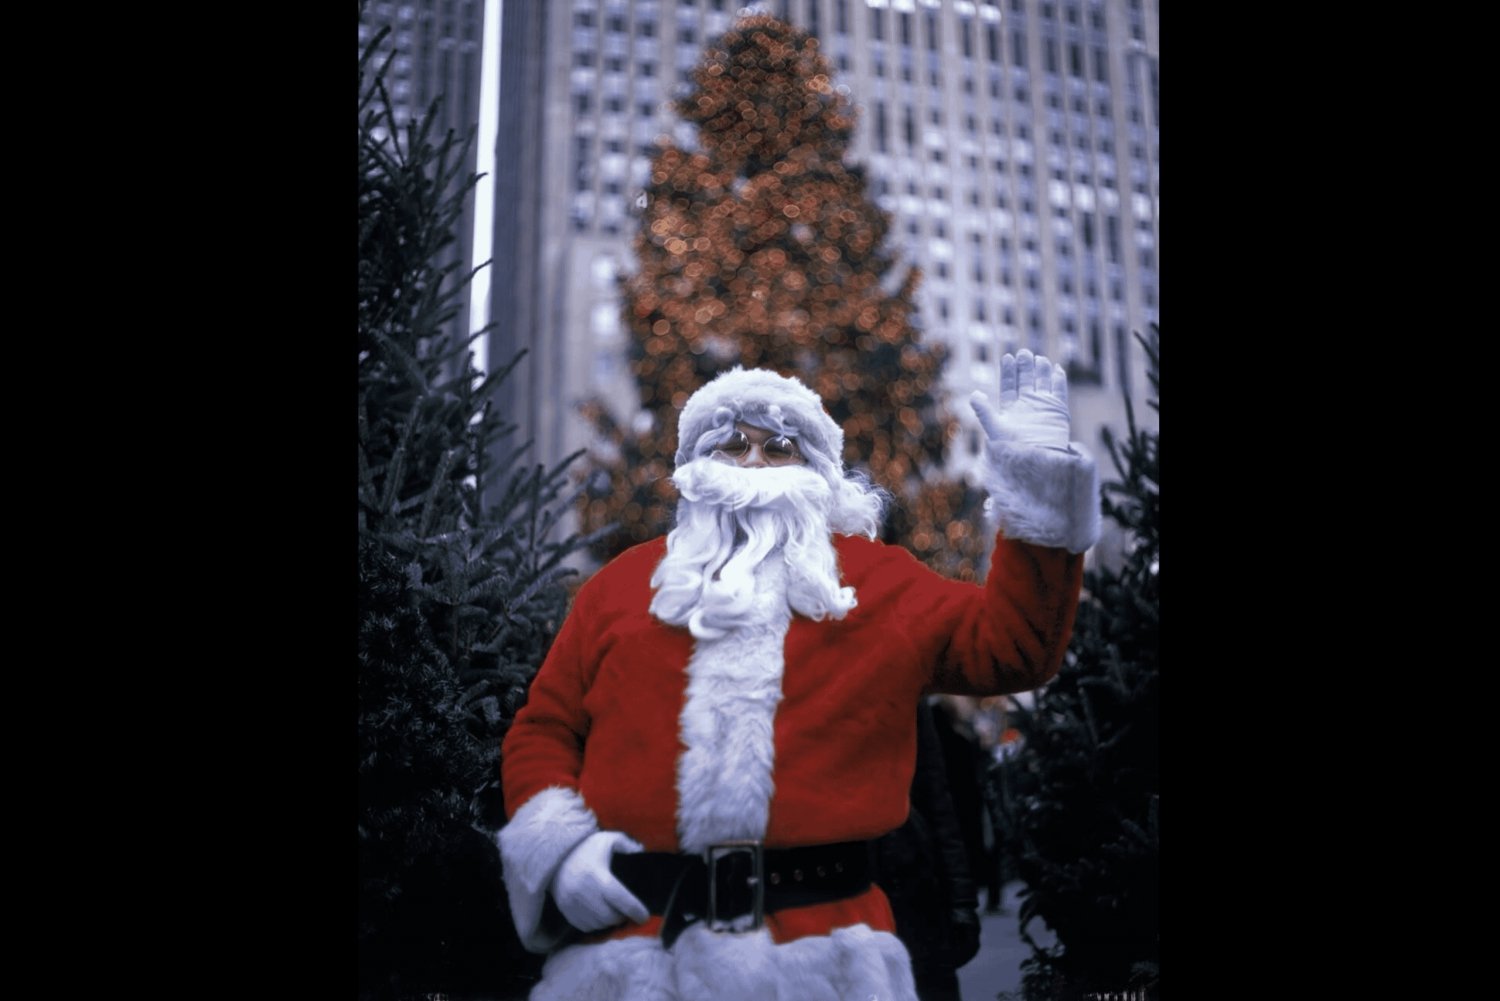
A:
649 459 860 641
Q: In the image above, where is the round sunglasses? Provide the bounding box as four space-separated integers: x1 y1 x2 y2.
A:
711 429 805 466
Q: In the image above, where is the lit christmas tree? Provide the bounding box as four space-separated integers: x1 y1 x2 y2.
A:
581 13 986 578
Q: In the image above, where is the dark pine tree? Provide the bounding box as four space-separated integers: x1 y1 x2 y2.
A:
358 18 588 1000
579 14 987 579
995 327 1160 1001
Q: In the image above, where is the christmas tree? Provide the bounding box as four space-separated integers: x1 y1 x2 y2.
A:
581 13 986 578
358 19 586 998
995 327 1160 1001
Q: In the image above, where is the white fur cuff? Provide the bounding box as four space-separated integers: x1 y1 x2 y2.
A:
497 786 600 953
981 442 1101 554
529 922 919 1001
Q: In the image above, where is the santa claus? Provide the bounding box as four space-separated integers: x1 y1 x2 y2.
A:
498 351 1099 1000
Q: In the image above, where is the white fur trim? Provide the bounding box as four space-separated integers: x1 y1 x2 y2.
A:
981 442 1102 554
528 922 918 1001
674 367 844 470
675 559 791 855
497 786 600 953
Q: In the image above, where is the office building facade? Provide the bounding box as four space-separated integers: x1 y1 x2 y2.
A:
359 0 1160 509
487 0 1157 487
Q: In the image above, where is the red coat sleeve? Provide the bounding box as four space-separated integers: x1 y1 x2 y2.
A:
501 575 598 819
854 531 1085 697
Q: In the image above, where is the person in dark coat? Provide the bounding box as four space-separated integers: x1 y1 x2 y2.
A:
930 696 1007 913
874 698 983 1001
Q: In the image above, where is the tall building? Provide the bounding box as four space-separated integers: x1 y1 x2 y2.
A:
487 0 1158 497
360 1 488 353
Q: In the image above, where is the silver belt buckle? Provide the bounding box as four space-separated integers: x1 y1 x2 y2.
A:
706 839 764 932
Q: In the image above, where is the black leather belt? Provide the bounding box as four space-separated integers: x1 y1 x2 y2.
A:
610 839 873 948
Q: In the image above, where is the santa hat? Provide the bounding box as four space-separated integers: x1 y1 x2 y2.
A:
673 367 845 471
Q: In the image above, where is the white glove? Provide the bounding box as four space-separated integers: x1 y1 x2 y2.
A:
970 349 1073 453
549 831 650 933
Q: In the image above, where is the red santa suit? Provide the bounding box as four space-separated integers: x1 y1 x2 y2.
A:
498 366 1099 1001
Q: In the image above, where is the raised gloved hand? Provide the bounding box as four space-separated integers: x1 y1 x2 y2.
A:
970 349 1073 453
550 831 650 933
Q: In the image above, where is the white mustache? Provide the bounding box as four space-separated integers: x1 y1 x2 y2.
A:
671 460 832 511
